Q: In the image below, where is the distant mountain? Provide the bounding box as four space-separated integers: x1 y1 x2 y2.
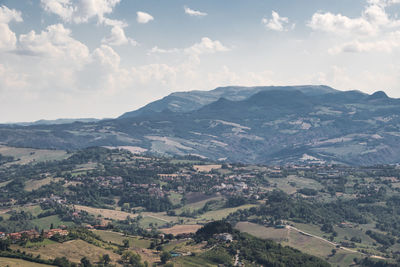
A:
1 85 400 165
119 85 338 118
6 118 101 126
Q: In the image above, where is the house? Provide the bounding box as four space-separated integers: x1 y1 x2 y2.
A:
0 232 5 239
214 233 233 242
8 232 22 240
20 230 40 239
44 229 69 238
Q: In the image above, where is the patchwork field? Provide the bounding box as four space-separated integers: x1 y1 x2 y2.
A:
236 221 362 267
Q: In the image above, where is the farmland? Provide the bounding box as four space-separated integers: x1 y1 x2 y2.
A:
0 257 54 267
14 239 121 265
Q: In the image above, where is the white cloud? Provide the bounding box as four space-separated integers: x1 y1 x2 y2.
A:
136 11 153 24
18 24 90 62
184 6 207 17
147 46 179 55
262 11 294 31
0 23 17 50
0 5 23 24
147 37 230 61
102 25 137 46
185 37 230 55
329 31 400 53
0 6 23 51
308 1 400 35
41 0 120 24
308 12 376 35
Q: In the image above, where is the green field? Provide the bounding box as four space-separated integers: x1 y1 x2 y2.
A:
176 196 224 214
198 204 258 221
15 239 121 265
139 216 168 228
0 145 68 165
172 255 217 267
25 177 63 191
235 222 288 242
31 215 74 230
168 192 183 205
93 230 151 249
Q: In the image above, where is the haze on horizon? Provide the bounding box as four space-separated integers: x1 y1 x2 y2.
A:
0 0 399 123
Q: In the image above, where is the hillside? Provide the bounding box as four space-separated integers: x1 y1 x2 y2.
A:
0 85 400 165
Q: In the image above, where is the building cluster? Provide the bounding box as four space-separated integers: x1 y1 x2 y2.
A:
0 228 68 241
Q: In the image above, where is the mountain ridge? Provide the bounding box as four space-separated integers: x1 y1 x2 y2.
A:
0 85 399 166
118 85 338 119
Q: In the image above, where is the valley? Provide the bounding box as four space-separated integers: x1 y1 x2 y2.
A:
0 146 399 266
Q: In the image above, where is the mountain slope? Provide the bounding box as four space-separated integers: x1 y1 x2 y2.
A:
1 86 400 165
119 85 337 118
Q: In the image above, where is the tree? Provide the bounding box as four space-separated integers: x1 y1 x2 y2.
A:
123 238 130 248
160 251 172 264
100 254 111 265
121 251 143 266
80 257 92 267
331 249 337 256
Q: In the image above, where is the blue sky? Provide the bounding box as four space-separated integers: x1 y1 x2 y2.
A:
0 0 399 122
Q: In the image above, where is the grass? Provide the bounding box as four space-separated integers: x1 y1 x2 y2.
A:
168 192 183 206
235 222 288 242
0 145 68 165
0 180 12 188
74 205 135 220
25 177 63 191
31 215 74 230
161 225 202 235
236 221 363 267
198 204 258 221
268 175 323 195
92 230 151 249
193 164 222 172
25 239 56 248
172 255 217 267
176 196 224 213
14 205 44 217
0 257 54 267
15 239 121 265
139 216 167 228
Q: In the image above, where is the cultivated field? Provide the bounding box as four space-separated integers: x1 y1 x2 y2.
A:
193 164 222 172
161 224 202 235
235 222 288 242
74 205 136 220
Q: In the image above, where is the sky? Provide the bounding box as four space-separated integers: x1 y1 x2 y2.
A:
0 0 400 122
